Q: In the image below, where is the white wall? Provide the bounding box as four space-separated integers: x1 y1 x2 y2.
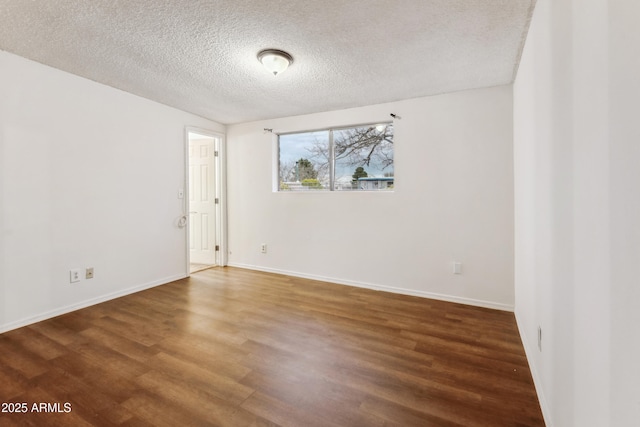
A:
0 50 224 332
608 1 640 424
514 0 640 425
227 86 515 310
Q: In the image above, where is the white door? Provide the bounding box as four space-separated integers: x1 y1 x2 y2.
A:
188 135 216 265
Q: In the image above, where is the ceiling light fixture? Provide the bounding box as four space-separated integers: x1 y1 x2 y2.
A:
257 49 293 76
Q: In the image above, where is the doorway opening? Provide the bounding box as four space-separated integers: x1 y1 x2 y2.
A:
186 130 223 274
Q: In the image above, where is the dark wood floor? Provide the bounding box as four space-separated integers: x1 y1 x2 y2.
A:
0 267 544 426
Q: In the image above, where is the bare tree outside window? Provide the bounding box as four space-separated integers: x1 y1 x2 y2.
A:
278 124 394 191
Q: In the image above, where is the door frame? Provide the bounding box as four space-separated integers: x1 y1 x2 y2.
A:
184 126 227 275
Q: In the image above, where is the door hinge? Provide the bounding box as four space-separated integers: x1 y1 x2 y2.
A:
214 151 219 157
215 245 220 251
215 198 219 204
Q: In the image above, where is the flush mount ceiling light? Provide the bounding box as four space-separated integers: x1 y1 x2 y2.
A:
257 49 293 76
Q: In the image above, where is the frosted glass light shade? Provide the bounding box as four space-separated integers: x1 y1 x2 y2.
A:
257 49 293 76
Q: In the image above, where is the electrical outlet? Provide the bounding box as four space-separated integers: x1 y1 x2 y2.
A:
70 269 81 283
452 262 462 274
86 267 94 279
538 326 542 351
261 243 267 254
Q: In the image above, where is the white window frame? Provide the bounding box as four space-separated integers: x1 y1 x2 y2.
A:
276 122 394 192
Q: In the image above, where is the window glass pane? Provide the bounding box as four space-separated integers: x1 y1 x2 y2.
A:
277 123 394 192
334 124 394 191
279 131 329 191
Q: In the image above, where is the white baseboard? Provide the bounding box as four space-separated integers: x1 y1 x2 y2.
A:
0 273 187 334
515 313 552 427
228 262 514 312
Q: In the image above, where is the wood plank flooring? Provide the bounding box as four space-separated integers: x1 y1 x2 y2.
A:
0 267 544 426
190 263 216 274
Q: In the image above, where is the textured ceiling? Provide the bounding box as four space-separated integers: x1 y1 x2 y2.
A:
0 0 535 124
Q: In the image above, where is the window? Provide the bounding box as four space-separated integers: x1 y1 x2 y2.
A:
278 123 394 191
